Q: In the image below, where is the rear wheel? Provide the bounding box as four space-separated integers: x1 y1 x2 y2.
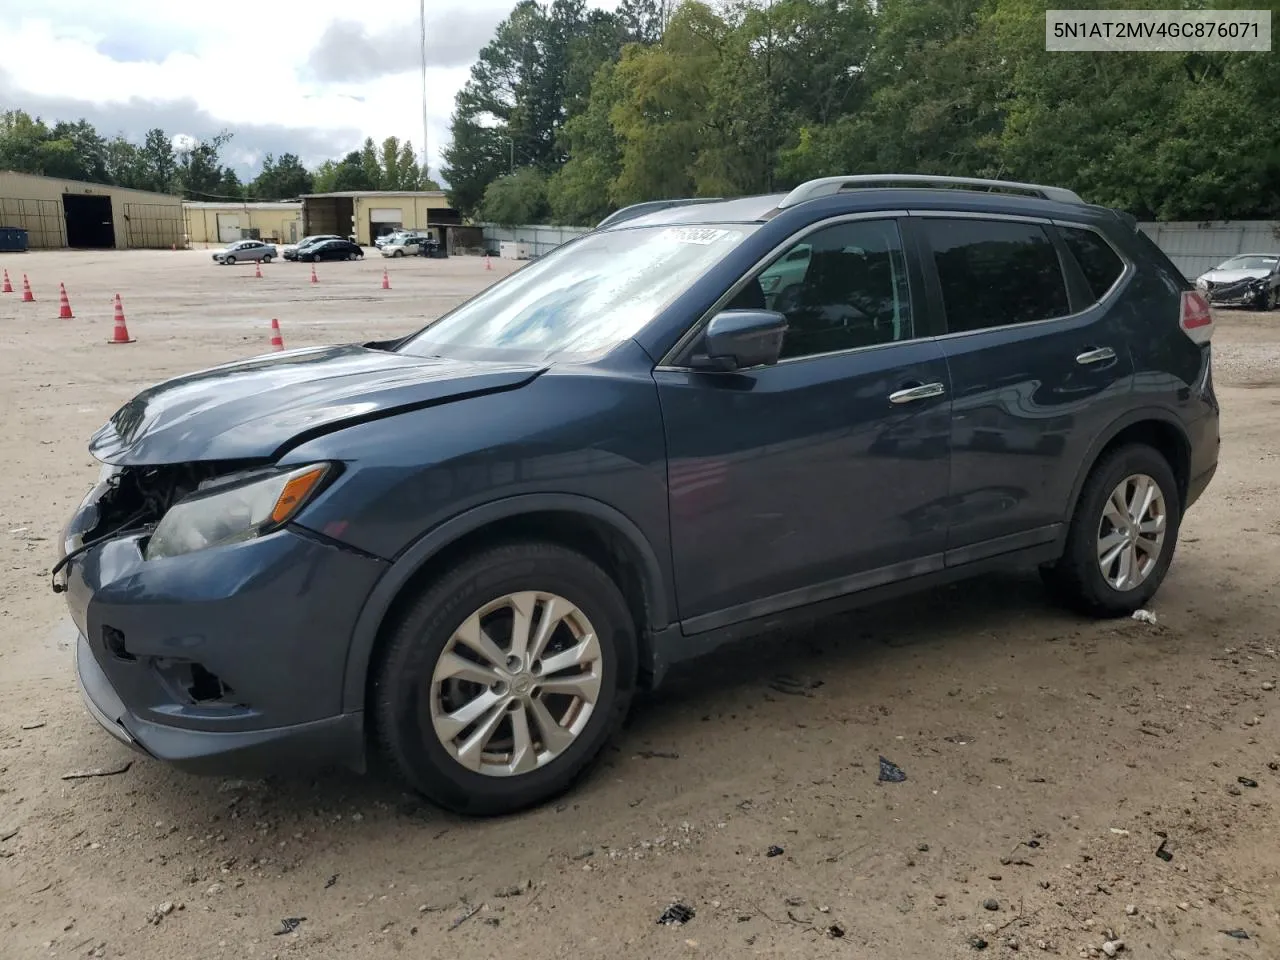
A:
348 252 358 261
1264 287 1277 311
373 542 637 815
262 255 273 264
1041 443 1181 617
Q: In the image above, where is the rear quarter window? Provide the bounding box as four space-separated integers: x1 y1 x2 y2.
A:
1060 226 1126 300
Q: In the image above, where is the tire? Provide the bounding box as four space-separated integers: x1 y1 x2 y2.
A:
224 255 235 265
393 250 404 258
1041 443 1181 617
348 252 358 261
262 255 273 264
373 541 638 816
1264 287 1277 311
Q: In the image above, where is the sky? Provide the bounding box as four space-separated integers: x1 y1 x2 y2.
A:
1 0 616 182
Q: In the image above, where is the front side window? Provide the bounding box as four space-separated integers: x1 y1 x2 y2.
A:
747 219 913 360
399 224 756 362
923 219 1069 333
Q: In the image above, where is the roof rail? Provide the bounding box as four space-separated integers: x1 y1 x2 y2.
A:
776 175 1084 208
596 197 724 229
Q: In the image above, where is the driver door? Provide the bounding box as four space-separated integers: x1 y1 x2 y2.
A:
655 217 953 629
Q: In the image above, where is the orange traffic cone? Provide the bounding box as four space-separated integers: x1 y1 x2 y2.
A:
484 254 492 271
269 318 284 351
381 267 390 290
1 269 12 293
255 260 263 279
58 283 74 319
21 274 34 301
310 264 319 284
107 294 135 344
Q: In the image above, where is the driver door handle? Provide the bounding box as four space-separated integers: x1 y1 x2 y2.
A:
1076 346 1116 365
889 382 946 404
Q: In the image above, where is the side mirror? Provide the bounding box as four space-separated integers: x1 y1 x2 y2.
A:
693 309 788 371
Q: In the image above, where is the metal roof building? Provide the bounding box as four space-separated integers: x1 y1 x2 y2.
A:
0 170 184 250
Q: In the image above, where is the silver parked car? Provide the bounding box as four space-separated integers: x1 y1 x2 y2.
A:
212 239 278 265
1195 253 1280 310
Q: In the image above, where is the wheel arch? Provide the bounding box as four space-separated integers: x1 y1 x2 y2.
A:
1064 409 1192 522
341 494 672 713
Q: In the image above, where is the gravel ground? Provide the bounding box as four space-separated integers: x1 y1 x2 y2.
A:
1 250 1278 960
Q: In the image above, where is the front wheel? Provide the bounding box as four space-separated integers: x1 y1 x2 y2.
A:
348 252 358 261
261 255 273 264
392 250 404 258
1041 443 1181 617
373 542 637 815
1264 287 1277 311
224 255 236 265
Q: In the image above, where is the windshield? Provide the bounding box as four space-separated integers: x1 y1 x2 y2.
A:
398 223 756 361
1218 255 1277 271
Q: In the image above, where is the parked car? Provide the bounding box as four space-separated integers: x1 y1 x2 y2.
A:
298 239 364 262
375 230 409 249
1194 253 1280 310
380 234 436 258
58 174 1219 816
282 235 343 261
211 240 277 265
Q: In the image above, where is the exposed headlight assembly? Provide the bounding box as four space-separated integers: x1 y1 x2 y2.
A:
145 463 331 560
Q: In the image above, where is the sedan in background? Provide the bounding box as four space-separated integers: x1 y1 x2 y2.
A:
380 233 436 258
298 239 364 262
212 240 277 265
1195 253 1280 310
282 235 343 261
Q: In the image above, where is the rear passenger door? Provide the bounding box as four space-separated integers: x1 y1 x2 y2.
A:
914 215 1135 562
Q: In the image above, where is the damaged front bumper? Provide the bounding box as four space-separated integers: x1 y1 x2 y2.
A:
1203 279 1271 307
63 519 386 776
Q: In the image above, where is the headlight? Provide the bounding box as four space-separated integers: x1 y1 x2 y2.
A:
1195 277 1209 289
145 463 331 560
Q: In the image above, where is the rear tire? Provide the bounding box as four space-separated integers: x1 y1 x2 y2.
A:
262 255 273 264
373 541 637 816
1041 443 1181 617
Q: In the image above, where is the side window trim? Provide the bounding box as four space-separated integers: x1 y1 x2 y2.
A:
660 210 913 368
1044 222 1095 314
909 211 1132 340
1051 220 1135 307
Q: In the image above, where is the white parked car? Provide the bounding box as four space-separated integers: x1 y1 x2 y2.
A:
380 233 432 257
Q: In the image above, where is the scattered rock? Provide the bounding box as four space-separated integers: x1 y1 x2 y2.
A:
1176 902 1190 912
1125 904 1137 916
1131 609 1157 625
983 898 1000 911
658 903 695 926
1263 681 1275 691
1006 937 1019 951
969 936 989 950
482 917 500 927
205 883 223 896
1036 940 1049 951
572 847 594 861
324 874 338 889
1227 784 1242 796
827 923 845 938
1220 929 1250 940
274 917 305 936
878 756 907 783
1238 776 1259 788
766 845 784 858
988 874 1002 881
494 884 526 898
1101 940 1123 957
20 721 45 730
917 843 930 852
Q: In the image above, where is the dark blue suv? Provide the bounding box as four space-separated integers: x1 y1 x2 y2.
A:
58 175 1219 815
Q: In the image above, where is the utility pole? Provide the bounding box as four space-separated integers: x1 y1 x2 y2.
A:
420 0 430 181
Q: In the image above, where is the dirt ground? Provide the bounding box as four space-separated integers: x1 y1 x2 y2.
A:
1 249 1278 960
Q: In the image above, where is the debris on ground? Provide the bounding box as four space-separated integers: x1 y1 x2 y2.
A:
1125 904 1137 916
969 935 989 950
494 883 527 898
983 899 1000 911
273 917 305 936
1101 939 1124 956
324 874 338 889
1220 928 1250 940
766 845 784 858
944 733 977 745
878 756 907 783
1154 838 1173 862
1131 609 1158 625
60 761 132 781
19 721 45 730
768 675 823 696
637 750 680 760
0 827 16 843
1238 776 1259 788
145 901 177 925
827 923 845 938
1263 681 1276 691
657 903 695 926
571 847 594 860
448 904 482 931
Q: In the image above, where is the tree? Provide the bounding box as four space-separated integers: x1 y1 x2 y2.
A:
617 0 665 44
250 152 314 199
479 168 551 225
312 159 339 193
174 131 236 199
332 151 378 191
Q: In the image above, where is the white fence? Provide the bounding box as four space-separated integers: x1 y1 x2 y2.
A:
480 218 1280 279
1137 220 1280 279
479 223 590 258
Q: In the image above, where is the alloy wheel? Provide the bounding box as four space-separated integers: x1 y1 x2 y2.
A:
428 591 602 777
1096 473 1167 591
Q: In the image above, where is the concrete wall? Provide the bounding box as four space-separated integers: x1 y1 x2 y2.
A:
0 170 183 249
183 202 304 247
480 223 590 258
1136 221 1280 279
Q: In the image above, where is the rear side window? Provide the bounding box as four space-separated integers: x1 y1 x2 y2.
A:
922 219 1069 333
1061 226 1125 300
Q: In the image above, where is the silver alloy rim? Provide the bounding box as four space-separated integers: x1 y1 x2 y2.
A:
1096 473 1167 591
428 592 602 777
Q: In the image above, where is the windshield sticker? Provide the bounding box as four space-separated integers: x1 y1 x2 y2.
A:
666 227 732 245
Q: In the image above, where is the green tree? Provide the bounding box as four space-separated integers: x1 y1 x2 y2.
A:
332 150 378 191
250 152 314 199
480 167 551 225
175 131 235 199
140 128 177 193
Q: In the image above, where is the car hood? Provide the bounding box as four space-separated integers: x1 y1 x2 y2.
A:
1199 268 1270 284
89 344 546 465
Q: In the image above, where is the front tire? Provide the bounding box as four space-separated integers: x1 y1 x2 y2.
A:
224 255 236 265
373 542 637 815
262 255 273 264
1041 443 1181 617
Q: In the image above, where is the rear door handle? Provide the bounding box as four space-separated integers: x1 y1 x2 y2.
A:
1075 347 1116 365
888 382 946 404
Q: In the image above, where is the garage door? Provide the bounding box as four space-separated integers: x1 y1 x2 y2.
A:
370 208 403 223
216 213 241 243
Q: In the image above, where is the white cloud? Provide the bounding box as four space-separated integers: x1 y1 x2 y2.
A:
3 0 612 179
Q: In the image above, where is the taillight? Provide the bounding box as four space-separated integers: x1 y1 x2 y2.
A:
1180 290 1213 345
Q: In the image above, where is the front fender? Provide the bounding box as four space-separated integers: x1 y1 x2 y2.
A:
338 492 673 712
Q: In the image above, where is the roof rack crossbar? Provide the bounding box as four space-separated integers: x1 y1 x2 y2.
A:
776 175 1084 208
